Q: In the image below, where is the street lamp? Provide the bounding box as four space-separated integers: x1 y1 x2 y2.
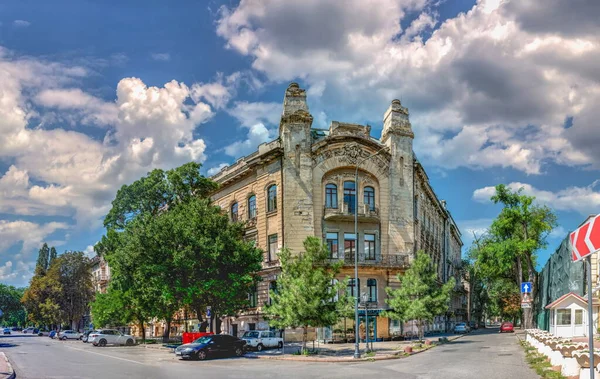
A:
353 145 389 359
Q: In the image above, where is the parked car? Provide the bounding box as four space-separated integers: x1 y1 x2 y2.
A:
453 323 469 334
11 327 21 331
175 334 246 360
33 328 39 335
241 330 283 351
469 321 479 330
59 330 83 340
89 329 136 347
23 327 35 334
82 330 99 343
3 328 11 335
37 330 52 336
49 331 57 339
499 322 514 333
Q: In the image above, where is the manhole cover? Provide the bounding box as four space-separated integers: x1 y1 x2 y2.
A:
498 353 512 356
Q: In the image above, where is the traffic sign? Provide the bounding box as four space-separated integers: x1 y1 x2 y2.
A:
570 214 600 262
521 282 532 293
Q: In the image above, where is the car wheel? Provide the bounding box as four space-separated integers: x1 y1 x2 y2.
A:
61 336 67 341
79 336 83 340
278 341 283 349
197 350 207 360
235 347 244 357
126 338 134 346
256 343 264 352
99 339 107 347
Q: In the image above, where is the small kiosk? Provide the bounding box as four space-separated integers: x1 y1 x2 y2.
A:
546 292 598 338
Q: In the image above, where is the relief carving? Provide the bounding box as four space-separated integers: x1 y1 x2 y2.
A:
312 144 390 175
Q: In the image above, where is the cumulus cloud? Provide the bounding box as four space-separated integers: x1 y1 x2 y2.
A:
207 163 229 176
191 72 240 109
224 123 274 157
226 101 281 127
216 0 599 174
35 88 118 126
473 181 600 216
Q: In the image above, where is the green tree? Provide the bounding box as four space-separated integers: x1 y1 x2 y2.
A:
90 289 133 328
22 264 62 327
55 252 95 329
385 251 455 341
471 184 556 328
35 243 50 275
264 237 349 353
0 285 27 326
49 247 57 267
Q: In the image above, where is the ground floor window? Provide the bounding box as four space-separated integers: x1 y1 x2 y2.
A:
557 309 571 325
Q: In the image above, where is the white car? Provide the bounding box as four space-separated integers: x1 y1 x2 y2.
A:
89 329 136 347
59 330 82 340
241 330 283 351
23 328 35 333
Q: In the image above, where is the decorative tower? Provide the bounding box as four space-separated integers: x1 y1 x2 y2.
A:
280 83 315 254
381 99 416 258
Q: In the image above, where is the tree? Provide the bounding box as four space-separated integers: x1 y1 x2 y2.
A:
49 247 57 267
90 289 133 328
98 162 261 341
22 264 62 327
385 251 455 341
0 285 27 326
35 243 50 275
471 184 556 328
264 237 349 353
55 252 94 329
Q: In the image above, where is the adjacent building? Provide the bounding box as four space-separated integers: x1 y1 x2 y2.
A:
211 83 464 340
90 255 111 294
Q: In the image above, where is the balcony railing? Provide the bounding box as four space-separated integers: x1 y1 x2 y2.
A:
337 253 410 268
323 205 380 222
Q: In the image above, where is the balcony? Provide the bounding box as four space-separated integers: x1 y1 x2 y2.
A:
340 253 410 268
323 204 380 223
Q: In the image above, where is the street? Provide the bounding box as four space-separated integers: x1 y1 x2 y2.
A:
1 328 538 379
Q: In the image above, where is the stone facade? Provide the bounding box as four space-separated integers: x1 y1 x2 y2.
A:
211 83 464 340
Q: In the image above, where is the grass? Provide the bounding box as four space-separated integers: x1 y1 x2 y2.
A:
365 351 376 357
520 341 566 379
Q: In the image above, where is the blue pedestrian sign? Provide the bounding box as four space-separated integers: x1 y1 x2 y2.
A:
521 282 532 293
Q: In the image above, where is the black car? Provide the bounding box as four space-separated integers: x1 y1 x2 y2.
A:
175 334 246 360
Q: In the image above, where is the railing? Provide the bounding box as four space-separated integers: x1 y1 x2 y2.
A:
340 253 410 267
323 206 380 221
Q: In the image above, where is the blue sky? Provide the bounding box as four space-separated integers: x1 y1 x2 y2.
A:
1 0 599 286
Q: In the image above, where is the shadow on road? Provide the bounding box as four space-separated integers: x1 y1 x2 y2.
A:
0 342 19 348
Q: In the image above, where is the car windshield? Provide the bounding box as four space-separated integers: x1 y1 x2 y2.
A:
242 331 260 338
192 336 212 344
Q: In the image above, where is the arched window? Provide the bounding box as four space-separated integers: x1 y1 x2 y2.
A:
267 185 277 212
231 202 238 222
367 279 377 302
343 181 356 214
325 183 338 209
364 186 375 210
248 195 257 219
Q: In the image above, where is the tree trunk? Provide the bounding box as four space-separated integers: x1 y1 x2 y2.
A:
138 320 145 343
215 314 222 334
516 256 524 327
184 309 188 333
302 325 308 353
163 318 171 343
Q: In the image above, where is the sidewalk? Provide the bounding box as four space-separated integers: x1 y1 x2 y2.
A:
0 353 15 379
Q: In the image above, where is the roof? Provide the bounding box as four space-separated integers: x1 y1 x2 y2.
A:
545 292 588 309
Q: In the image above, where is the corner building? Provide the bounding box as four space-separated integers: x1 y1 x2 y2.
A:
211 83 464 341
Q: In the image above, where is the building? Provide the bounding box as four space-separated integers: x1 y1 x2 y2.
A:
90 255 111 294
211 83 464 340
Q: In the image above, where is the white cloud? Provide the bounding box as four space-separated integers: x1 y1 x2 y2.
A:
207 163 229 176
83 245 96 258
216 0 600 174
224 123 274 157
226 101 281 128
151 53 171 61
35 88 118 126
191 72 240 109
473 181 600 216
13 20 30 28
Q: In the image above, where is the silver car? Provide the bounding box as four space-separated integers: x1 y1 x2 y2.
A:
89 329 136 347
59 330 83 340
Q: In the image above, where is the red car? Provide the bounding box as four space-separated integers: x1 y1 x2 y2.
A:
499 322 514 333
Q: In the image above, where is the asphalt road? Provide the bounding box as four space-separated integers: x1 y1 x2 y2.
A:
1 328 538 379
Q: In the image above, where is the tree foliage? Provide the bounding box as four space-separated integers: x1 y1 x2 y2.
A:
384 251 454 340
264 237 350 352
96 162 262 341
0 285 27 326
470 184 557 326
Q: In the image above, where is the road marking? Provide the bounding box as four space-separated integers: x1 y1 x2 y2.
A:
63 345 146 365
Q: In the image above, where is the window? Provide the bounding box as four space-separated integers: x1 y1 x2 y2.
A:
575 309 583 325
364 234 376 260
267 185 277 212
248 323 256 331
248 195 257 219
248 285 258 308
330 279 339 302
268 234 278 261
325 183 338 208
326 232 339 258
269 281 277 305
367 279 377 302
364 186 375 210
343 181 356 214
347 278 360 298
344 233 356 260
557 309 571 325
231 202 239 222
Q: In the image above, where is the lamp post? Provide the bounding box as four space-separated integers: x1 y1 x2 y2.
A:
353 145 389 359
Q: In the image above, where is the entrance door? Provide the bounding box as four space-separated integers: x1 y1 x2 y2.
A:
232 324 238 337
360 316 377 342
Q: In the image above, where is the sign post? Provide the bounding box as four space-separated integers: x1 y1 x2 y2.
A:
570 214 600 379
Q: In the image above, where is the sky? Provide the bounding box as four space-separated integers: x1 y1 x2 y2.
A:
1 0 599 287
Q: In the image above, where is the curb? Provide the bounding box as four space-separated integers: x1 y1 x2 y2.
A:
245 333 468 363
0 352 15 379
